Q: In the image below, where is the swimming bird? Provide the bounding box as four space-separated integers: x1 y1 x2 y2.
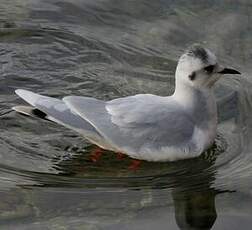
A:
13 44 241 162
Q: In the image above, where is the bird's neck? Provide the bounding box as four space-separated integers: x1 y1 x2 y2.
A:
172 83 217 128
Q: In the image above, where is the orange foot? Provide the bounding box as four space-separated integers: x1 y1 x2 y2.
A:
116 152 126 160
90 147 104 162
128 159 142 171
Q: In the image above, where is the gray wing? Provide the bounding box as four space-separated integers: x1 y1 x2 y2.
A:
63 94 195 154
14 90 102 140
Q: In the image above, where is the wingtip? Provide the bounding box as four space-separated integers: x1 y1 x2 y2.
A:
15 89 28 97
15 89 21 95
14 89 41 107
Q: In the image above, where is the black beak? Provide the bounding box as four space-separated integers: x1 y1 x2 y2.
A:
218 68 241 75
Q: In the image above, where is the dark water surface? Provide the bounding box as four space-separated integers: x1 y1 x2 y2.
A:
1 0 252 229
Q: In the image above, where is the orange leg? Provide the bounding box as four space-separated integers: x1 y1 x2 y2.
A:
90 147 104 162
128 159 142 171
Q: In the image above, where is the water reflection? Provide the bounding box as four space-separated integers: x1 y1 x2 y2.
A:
150 145 219 230
171 157 218 230
174 190 217 230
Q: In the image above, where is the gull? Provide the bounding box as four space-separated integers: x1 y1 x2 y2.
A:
13 44 241 162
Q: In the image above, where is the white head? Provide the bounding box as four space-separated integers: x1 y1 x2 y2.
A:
175 44 240 90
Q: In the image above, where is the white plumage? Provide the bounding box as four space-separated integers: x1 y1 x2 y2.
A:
13 44 241 161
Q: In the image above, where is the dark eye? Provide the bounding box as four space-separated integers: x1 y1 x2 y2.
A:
204 65 215 74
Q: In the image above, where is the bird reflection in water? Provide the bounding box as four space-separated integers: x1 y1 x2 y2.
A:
148 138 227 230
171 154 218 230
173 189 216 230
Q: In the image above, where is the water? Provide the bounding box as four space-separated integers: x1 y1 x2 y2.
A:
0 0 252 229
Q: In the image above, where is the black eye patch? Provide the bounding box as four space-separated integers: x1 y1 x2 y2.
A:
204 65 215 74
189 71 196 81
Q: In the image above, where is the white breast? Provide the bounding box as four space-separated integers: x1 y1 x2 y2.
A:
191 125 217 155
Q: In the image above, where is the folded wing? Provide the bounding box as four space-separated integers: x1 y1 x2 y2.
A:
63 94 195 159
